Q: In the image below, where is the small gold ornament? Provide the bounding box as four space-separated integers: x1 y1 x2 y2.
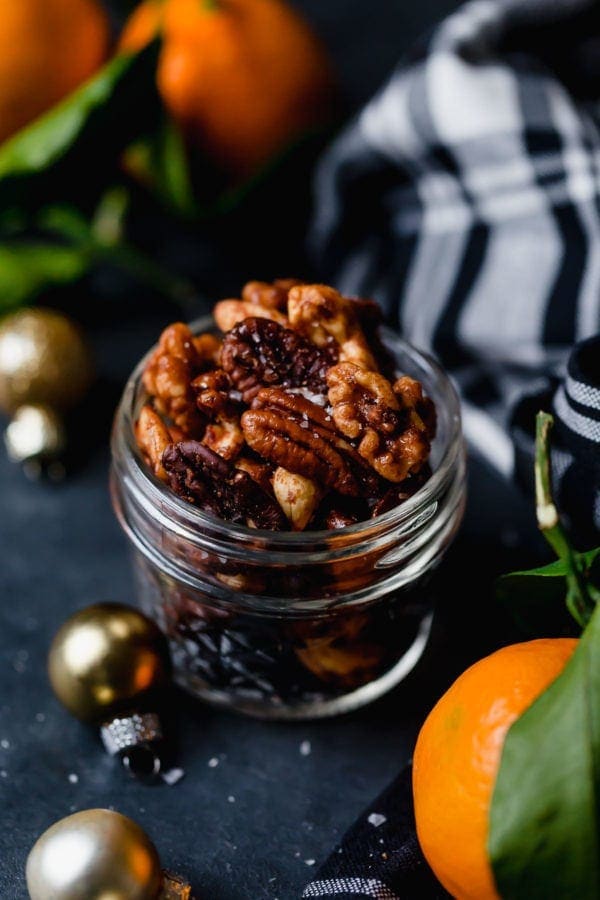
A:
4 403 66 469
48 603 171 780
26 809 192 900
0 308 93 414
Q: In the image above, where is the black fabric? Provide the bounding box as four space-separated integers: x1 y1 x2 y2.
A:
302 766 448 899
512 335 600 546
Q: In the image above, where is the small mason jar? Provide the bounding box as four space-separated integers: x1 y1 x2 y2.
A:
111 319 465 719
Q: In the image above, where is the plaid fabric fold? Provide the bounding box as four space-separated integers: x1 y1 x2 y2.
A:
311 0 600 493
512 334 600 545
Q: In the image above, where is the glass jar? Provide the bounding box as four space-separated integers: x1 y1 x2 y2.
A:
110 319 465 719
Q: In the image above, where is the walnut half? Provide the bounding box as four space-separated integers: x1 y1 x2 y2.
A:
327 363 434 483
288 284 378 371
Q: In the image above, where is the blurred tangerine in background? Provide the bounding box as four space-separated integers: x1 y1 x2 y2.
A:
0 0 109 145
120 0 335 179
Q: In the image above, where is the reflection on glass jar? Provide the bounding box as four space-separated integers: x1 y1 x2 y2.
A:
111 321 466 719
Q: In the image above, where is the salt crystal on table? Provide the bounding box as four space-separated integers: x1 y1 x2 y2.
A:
162 768 185 786
368 812 387 827
1 739 10 749
299 740 311 757
304 859 315 867
208 757 219 768
68 773 78 784
227 795 235 803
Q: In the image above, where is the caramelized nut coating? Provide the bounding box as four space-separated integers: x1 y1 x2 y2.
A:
137 279 437 530
191 369 244 460
162 441 286 530
242 388 379 497
327 363 434 482
242 278 303 310
213 299 288 333
143 323 207 436
135 405 171 481
220 317 337 403
288 284 378 370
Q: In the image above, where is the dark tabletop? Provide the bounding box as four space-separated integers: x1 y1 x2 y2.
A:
0 1 550 898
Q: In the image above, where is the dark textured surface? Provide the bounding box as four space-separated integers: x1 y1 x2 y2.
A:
0 2 549 899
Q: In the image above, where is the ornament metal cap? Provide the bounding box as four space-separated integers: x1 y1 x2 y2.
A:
101 711 164 780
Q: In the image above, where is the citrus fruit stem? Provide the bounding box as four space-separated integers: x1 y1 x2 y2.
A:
535 411 597 626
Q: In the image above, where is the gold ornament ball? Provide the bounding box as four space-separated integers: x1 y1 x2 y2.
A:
4 403 66 463
0 308 93 415
48 603 170 723
26 809 162 900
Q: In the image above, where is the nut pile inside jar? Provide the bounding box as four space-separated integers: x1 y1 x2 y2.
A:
135 279 436 531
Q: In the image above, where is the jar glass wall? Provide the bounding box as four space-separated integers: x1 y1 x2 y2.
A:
111 320 466 719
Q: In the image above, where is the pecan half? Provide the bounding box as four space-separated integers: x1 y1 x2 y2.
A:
292 613 385 688
220 317 337 404
314 493 367 530
272 467 322 531
162 441 286 530
241 278 303 310
327 363 433 482
288 284 378 371
190 369 244 461
192 368 231 417
143 323 207 436
370 465 432 517
235 456 275 495
193 332 222 366
394 375 437 439
135 404 171 481
241 388 379 497
213 299 289 333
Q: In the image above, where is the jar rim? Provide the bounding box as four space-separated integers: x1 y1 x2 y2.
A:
112 317 463 547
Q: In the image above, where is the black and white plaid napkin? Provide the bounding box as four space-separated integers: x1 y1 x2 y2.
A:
305 0 600 896
311 0 600 489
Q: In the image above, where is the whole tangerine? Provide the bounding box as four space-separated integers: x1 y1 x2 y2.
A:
413 637 578 899
120 0 334 178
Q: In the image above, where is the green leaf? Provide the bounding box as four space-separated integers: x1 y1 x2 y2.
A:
0 44 159 211
497 548 600 634
489 602 600 898
0 244 90 313
124 117 196 216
